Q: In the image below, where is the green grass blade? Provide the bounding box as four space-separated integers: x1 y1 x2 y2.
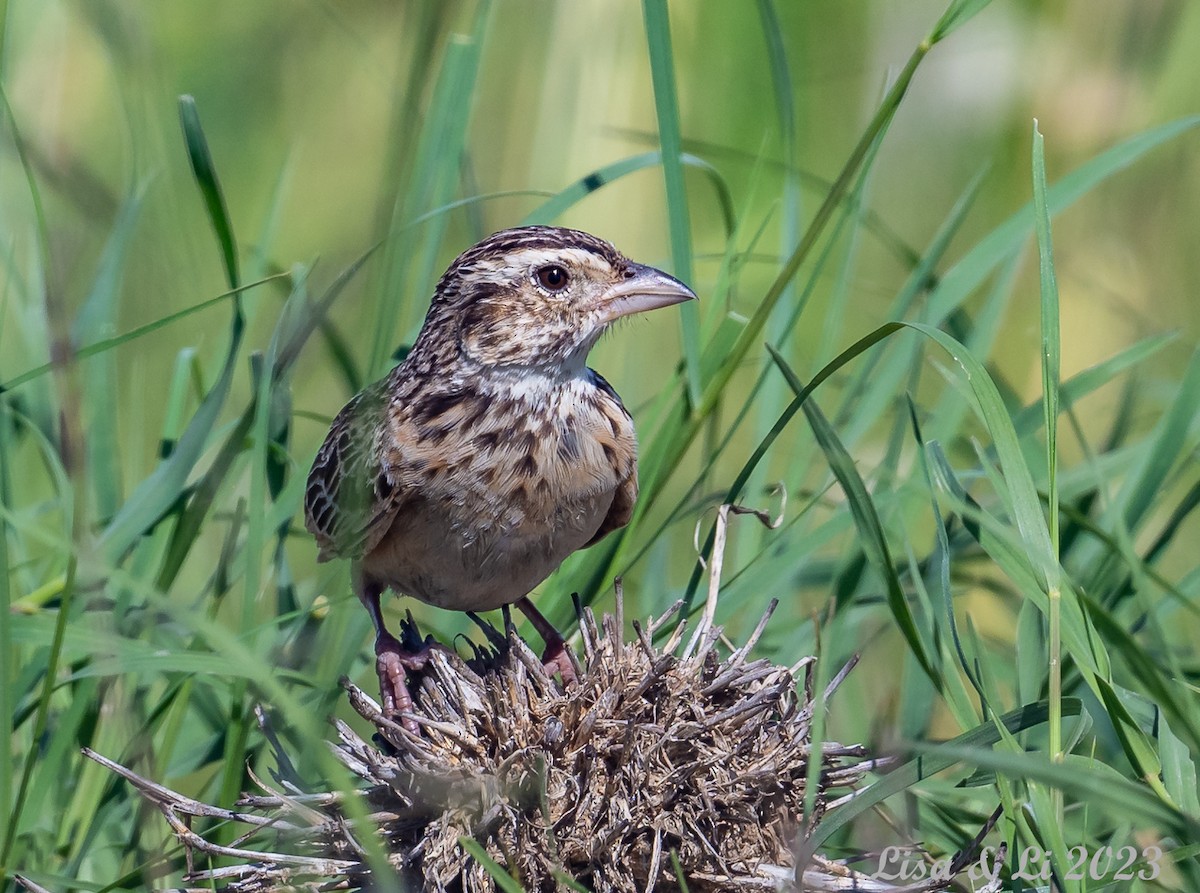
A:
840 168 986 442
1010 332 1175 438
98 327 238 563
0 86 80 870
0 476 79 872
907 397 984 723
1016 596 1046 706
1097 679 1175 806
1053 495 1198 615
178 95 240 292
1031 119 1063 816
20 678 96 849
642 0 701 406
1159 714 1200 815
1116 345 1200 533
927 115 1200 327
242 149 292 332
906 322 1058 590
611 24 952 614
629 46 937 617
0 398 12 855
158 348 196 459
754 0 795 150
458 837 524 893
1032 122 1061 564
522 151 735 237
768 344 937 680
679 323 905 614
796 699 1084 864
748 0 801 544
368 5 491 378
924 442 1099 667
696 46 927 420
1143 475 1200 568
0 275 286 392
154 250 366 589
921 444 1046 614
71 190 145 522
275 246 378 375
1076 343 1200 607
931 0 995 41
1083 592 1200 748
100 98 263 563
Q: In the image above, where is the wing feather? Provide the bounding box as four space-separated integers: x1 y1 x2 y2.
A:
304 383 404 560
582 368 638 548
585 467 637 548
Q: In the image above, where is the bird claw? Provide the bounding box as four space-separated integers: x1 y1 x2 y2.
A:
375 649 415 731
374 632 454 733
541 639 578 688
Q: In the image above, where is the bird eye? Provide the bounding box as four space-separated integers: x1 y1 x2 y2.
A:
534 264 570 292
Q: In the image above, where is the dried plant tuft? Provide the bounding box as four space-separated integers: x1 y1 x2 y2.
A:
84 594 894 892
80 506 982 893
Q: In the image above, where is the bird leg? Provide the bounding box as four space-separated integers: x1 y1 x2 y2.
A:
372 627 447 733
355 569 445 733
515 596 577 686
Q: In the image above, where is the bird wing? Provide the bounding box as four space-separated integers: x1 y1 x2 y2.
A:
582 368 638 548
585 465 637 548
304 382 404 561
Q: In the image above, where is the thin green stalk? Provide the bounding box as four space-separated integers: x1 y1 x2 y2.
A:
0 274 287 393
0 79 86 881
642 0 701 406
0 398 12 871
1033 121 1063 822
1048 587 1062 799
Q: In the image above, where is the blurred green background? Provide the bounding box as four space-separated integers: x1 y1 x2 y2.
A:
3 0 1200 889
4 1 1197 600
4 1 1197 397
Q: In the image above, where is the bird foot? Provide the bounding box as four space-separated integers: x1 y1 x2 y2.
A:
513 596 578 688
540 638 578 687
374 631 453 733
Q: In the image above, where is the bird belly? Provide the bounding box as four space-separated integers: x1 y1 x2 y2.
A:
361 487 614 612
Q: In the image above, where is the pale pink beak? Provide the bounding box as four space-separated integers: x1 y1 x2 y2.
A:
595 262 697 323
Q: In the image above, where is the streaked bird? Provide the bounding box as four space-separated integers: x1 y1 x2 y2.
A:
305 226 696 728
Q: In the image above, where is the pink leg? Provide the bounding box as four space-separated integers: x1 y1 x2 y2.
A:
515 596 577 686
373 629 444 733
354 566 441 733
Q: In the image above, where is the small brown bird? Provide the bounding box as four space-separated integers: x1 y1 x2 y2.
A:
304 225 695 725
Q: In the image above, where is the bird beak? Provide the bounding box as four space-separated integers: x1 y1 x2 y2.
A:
594 263 697 323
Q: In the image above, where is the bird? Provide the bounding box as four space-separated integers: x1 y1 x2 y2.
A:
304 225 696 729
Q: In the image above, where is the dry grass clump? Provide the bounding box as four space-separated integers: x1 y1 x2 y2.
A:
347 597 868 892
72 506 971 893
81 593 893 892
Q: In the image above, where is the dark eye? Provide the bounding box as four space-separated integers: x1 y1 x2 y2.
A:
535 264 570 292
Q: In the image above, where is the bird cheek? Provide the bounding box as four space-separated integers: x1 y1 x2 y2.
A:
460 327 509 366
458 303 514 365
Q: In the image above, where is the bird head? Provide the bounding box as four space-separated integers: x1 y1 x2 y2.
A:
429 226 696 374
